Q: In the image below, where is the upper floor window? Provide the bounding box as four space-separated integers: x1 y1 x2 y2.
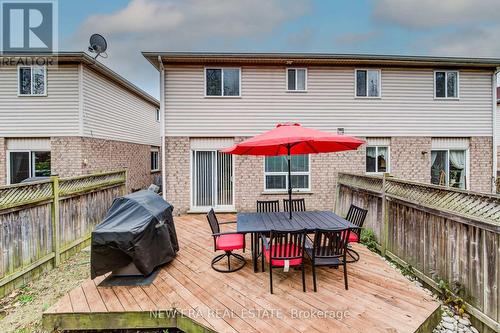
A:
355 69 380 98
18 66 46 96
264 154 310 191
287 68 307 91
366 146 389 173
155 109 160 122
435 71 458 98
205 68 240 97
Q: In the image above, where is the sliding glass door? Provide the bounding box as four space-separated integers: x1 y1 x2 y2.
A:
192 150 233 210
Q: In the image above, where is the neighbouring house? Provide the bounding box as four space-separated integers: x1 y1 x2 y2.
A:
0 52 161 191
143 52 499 214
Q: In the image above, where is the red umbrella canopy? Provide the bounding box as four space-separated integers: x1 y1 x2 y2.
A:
222 123 365 156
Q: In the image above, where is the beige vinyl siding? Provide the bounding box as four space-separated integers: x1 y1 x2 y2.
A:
0 65 79 136
82 66 160 146
164 66 493 137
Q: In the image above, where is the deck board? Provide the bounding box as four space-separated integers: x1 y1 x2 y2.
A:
43 214 440 333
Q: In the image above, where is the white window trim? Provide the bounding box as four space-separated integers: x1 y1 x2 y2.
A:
151 148 160 172
286 68 308 92
354 68 381 99
365 146 390 174
155 108 160 122
204 67 242 98
17 65 47 97
434 70 460 100
430 148 469 189
263 155 311 192
6 149 50 184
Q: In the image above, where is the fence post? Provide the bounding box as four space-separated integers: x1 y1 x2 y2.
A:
51 174 61 267
334 175 341 213
380 173 388 256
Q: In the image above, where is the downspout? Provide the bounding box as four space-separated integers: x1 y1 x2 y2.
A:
492 68 499 193
159 56 167 201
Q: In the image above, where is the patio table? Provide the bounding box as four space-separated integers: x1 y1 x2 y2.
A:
237 211 358 272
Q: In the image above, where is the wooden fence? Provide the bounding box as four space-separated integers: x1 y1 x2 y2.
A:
0 170 126 297
336 173 499 333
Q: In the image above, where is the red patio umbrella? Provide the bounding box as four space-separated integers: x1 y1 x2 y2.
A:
221 123 365 219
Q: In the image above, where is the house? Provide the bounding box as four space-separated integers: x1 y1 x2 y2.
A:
0 52 161 191
142 52 499 214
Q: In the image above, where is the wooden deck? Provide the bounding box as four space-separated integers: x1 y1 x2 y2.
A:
43 214 440 333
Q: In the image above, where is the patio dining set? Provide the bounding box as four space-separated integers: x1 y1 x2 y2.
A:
206 200 367 294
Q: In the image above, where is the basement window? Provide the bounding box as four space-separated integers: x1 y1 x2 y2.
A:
431 149 467 189
151 148 159 171
8 151 51 184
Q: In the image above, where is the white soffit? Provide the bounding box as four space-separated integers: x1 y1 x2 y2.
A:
6 138 51 150
190 137 235 150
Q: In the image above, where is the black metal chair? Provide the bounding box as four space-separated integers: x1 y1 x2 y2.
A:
283 198 306 212
206 209 246 273
257 200 280 212
344 204 368 263
305 228 350 291
261 229 307 294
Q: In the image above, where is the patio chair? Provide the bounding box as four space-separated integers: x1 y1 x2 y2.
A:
261 229 307 294
206 209 246 273
305 229 350 291
283 198 306 212
344 204 368 263
257 200 280 212
255 200 280 270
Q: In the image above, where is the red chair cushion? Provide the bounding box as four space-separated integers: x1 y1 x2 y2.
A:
348 232 359 243
216 234 244 251
263 244 303 267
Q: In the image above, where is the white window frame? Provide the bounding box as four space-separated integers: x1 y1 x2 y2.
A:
17 65 47 96
204 67 241 98
263 155 311 192
430 148 469 189
434 70 460 99
365 146 390 174
155 108 160 122
150 148 160 172
286 68 307 92
354 69 381 98
6 149 51 184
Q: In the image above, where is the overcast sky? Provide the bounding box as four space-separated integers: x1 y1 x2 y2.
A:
59 0 500 98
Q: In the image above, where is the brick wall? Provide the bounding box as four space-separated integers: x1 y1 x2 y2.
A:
164 137 190 215
470 136 493 193
164 136 494 214
0 137 5 185
390 137 432 183
51 137 154 192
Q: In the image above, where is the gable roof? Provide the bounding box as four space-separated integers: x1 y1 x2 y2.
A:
1 52 159 107
143 52 500 71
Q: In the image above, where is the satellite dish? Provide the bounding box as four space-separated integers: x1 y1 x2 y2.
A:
88 34 108 59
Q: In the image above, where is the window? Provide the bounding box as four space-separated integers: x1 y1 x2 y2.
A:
8 151 51 184
366 146 389 173
264 155 310 191
287 68 307 91
435 71 458 98
155 109 160 122
356 69 380 97
205 68 240 96
151 149 159 171
431 150 467 189
18 66 46 96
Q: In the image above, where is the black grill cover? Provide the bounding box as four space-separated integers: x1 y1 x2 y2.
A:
90 190 178 279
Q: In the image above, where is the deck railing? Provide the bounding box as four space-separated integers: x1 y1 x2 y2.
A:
336 173 499 333
0 170 126 297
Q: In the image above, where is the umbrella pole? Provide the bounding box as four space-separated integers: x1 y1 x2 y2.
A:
287 144 292 219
